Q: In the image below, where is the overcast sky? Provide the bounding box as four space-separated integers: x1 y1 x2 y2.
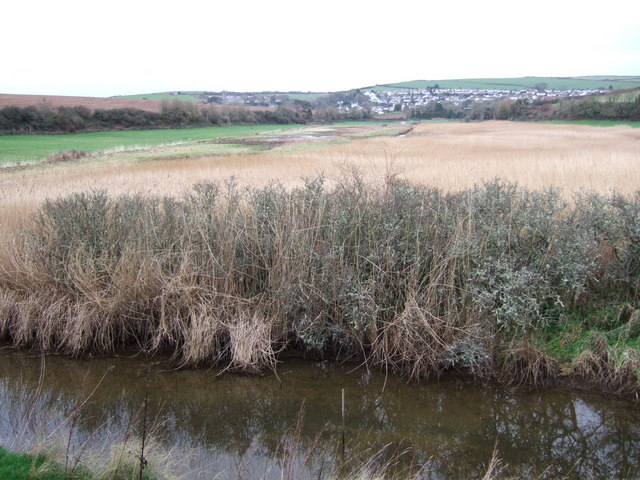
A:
2 0 639 97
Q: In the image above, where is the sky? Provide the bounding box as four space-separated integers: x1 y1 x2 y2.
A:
2 0 639 97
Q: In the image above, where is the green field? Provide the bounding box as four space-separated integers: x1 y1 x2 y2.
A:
116 91 328 104
0 124 302 164
539 119 640 128
375 76 640 91
265 92 327 101
115 92 202 103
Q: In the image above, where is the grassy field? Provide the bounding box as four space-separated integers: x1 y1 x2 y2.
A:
0 124 303 164
540 119 640 128
2 121 639 211
116 91 328 103
376 76 640 91
265 92 327 101
115 92 202 102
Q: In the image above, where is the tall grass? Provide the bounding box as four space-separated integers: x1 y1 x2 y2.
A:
2 122 639 217
1 174 639 381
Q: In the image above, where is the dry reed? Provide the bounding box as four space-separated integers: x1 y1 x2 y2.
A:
1 171 638 380
2 121 639 241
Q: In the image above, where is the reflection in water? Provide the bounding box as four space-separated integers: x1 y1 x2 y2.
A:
1 348 639 479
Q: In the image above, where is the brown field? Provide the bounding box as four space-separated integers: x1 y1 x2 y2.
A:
1 120 639 236
0 93 166 113
0 93 273 113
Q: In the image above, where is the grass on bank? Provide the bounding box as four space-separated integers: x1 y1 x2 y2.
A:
533 299 640 386
0 446 163 480
0 448 90 480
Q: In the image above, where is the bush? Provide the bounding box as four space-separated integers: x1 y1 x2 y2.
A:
1 177 639 376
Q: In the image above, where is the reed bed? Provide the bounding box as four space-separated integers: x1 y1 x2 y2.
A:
2 121 639 231
1 173 639 381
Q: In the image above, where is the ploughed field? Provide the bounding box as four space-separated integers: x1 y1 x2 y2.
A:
0 121 639 394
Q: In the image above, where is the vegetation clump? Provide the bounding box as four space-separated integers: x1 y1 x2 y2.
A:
0 176 638 392
44 150 88 164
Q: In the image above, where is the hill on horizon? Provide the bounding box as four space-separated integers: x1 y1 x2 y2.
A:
3 76 640 111
374 76 640 91
113 76 640 104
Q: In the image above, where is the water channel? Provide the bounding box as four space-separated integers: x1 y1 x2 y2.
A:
1 347 638 479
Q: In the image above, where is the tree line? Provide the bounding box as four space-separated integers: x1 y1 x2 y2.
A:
0 100 372 135
409 94 640 122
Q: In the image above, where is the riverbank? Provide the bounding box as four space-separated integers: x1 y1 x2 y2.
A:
0 176 638 397
0 446 156 480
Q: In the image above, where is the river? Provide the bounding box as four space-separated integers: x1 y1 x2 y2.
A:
1 347 638 479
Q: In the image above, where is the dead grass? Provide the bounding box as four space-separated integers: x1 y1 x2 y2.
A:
501 338 560 387
2 120 638 271
2 120 638 209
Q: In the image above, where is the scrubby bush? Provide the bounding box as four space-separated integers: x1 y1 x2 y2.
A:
1 177 639 379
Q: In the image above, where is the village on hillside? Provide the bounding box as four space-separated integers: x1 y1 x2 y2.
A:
355 87 607 115
189 86 609 115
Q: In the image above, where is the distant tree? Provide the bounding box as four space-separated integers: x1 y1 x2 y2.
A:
534 82 548 92
495 100 513 120
293 99 313 121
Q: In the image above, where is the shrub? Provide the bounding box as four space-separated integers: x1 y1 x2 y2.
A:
1 177 638 377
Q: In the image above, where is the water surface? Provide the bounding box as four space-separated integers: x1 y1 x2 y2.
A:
1 348 638 479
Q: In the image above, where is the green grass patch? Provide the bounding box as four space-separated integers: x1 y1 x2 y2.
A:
0 124 302 164
0 448 92 480
113 142 259 163
258 92 327 102
537 120 640 128
537 298 640 369
0 446 161 480
0 448 42 480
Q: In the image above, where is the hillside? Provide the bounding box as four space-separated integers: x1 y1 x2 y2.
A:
115 91 326 105
375 76 640 91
